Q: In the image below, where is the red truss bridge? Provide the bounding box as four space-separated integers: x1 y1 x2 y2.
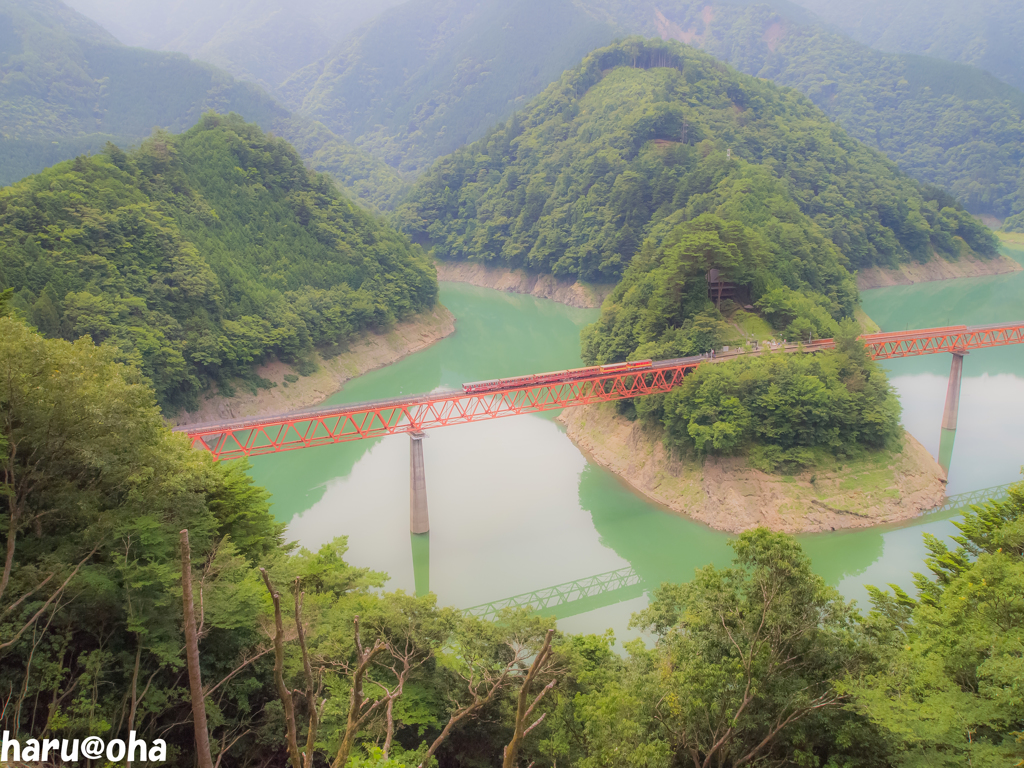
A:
176 322 1024 461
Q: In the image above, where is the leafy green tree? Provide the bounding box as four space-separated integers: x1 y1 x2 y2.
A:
0 315 284 763
649 328 902 465
566 529 880 768
415 611 558 768
854 483 1024 767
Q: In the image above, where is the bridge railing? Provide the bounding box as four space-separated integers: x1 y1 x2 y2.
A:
176 322 1024 458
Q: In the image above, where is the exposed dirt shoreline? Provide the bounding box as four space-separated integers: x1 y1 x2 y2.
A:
433 260 614 308
559 403 947 534
856 252 1021 290
170 304 456 427
436 253 1019 308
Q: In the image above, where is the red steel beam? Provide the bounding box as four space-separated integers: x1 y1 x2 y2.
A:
176 321 1024 460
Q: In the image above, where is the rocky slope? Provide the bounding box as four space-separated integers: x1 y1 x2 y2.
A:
434 260 613 308
559 402 947 533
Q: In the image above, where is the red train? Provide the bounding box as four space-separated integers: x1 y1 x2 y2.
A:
462 360 653 394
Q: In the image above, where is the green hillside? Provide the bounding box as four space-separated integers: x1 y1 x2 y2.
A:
0 0 278 180
399 38 995 285
792 0 1024 93
0 114 436 411
280 0 619 176
51 0 1024 218
0 0 406 211
61 0 406 93
618 0 1024 218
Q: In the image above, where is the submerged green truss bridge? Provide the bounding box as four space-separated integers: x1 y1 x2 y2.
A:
464 483 1015 620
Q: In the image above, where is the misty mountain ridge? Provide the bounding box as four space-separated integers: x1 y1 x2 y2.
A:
0 0 408 209
7 0 1024 226
59 0 408 93
792 0 1024 93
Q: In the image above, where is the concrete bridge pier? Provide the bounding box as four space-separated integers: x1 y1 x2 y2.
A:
938 352 966 473
410 431 430 534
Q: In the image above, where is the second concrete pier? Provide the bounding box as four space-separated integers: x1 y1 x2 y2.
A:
410 431 430 534
941 352 966 432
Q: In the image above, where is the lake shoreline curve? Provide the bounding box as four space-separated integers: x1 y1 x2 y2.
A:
434 259 614 308
169 303 456 427
558 403 948 534
856 252 1022 290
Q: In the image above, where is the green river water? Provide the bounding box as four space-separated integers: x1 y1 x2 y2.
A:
247 242 1024 638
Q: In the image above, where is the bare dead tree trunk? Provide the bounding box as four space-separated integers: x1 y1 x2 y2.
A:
418 707 476 768
293 580 321 768
260 569 302 768
180 530 214 768
382 695 398 759
417 662 517 768
0 503 20 607
126 641 141 768
502 629 556 768
331 617 387 768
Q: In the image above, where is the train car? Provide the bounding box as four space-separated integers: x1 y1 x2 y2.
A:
598 360 652 374
462 359 653 395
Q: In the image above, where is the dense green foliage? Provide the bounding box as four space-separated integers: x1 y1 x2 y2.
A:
280 0 618 177
0 0 404 211
398 39 996 285
0 114 436 411
793 0 1024 94
621 0 1024 219
588 530 881 768
2 312 1021 766
0 315 288 763
659 321 902 468
856 482 1024 766
580 210 854 359
278 117 410 212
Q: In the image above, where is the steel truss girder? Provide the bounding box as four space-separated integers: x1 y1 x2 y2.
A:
183 365 696 460
463 567 642 620
861 325 1024 359
461 484 1013 620
180 322 1024 459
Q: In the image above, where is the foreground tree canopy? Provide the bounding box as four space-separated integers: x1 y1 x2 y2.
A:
1 310 1020 766
398 38 997 284
0 113 437 411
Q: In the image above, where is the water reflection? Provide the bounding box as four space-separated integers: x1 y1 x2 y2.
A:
411 533 430 596
246 257 1024 634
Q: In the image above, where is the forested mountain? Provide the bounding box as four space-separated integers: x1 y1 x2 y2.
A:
793 0 1024 93
399 39 995 282
0 0 407 209
279 0 620 176
610 0 1024 219
60 0 406 93
0 0 277 181
0 114 436 412
199 0 1024 221
400 38 997 467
